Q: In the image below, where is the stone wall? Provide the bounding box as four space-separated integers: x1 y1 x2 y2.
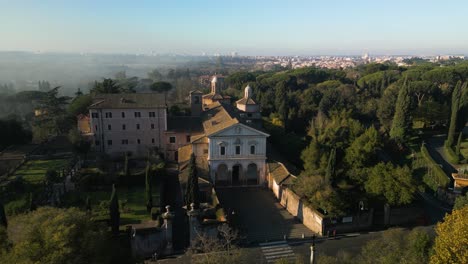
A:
277 186 324 235
267 162 373 236
129 228 166 259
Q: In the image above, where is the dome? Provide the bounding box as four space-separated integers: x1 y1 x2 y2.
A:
244 84 253 99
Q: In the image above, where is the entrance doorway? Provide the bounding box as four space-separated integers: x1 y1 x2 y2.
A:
232 164 241 185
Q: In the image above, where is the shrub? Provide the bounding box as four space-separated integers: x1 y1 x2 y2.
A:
421 144 450 188
4 197 29 215
150 207 160 221
77 168 115 190
443 140 460 164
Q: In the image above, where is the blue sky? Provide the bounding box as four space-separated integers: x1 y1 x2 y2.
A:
0 0 467 55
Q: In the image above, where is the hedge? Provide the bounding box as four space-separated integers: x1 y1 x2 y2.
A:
421 144 450 188
443 140 460 164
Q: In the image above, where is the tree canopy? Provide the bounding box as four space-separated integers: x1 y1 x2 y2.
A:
0 207 110 264
430 206 468 264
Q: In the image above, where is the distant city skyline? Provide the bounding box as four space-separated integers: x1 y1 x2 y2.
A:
1 0 467 56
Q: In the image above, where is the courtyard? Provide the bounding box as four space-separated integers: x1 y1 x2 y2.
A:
216 187 316 244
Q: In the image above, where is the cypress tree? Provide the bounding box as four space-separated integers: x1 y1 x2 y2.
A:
325 147 336 183
109 184 120 235
29 192 36 212
145 163 153 212
85 196 91 213
185 153 199 208
275 81 289 131
447 81 463 146
456 132 463 156
0 202 7 228
390 79 411 145
123 152 129 176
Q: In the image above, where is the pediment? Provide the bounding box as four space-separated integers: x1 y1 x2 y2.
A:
210 123 269 137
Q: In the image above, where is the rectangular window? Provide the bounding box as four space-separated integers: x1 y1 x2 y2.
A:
121 112 125 118
134 112 141 118
122 124 126 130
250 145 255 155
136 124 140 130
137 139 141 144
95 140 100 146
108 124 111 130
91 113 98 118
151 124 155 129
235 145 241 155
169 136 176 143
149 112 155 117
186 135 191 143
121 139 129 145
220 146 226 155
151 138 155 144
107 140 112 146
105 112 112 118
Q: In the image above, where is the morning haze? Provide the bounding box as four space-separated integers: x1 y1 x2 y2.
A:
0 1 467 264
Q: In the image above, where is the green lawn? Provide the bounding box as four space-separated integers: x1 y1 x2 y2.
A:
13 159 70 184
3 159 70 215
77 184 160 227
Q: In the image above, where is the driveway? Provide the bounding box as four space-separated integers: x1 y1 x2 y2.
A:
216 187 316 244
425 135 456 176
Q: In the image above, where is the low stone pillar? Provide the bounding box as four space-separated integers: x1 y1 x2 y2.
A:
187 203 200 245
384 203 390 226
163 205 175 255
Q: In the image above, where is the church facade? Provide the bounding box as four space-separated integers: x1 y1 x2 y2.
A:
175 78 269 187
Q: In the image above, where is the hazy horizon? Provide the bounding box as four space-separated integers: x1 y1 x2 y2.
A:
1 0 468 56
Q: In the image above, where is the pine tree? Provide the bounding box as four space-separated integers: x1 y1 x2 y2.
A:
185 153 199 208
0 202 7 228
447 81 463 146
325 147 336 183
145 163 153 212
390 79 411 145
109 184 120 235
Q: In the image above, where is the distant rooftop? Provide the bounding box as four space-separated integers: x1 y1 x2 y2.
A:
89 93 166 109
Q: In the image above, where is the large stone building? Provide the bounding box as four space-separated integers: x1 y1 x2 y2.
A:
87 83 268 186
177 85 269 186
88 93 167 157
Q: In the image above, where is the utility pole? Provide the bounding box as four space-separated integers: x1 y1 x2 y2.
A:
310 235 316 264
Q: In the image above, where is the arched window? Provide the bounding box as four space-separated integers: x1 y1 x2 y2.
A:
250 145 255 155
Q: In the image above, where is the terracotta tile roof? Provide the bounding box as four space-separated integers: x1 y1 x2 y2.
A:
77 114 89 120
268 161 296 185
89 93 166 109
201 102 239 136
236 97 257 105
202 93 231 100
166 116 203 133
178 144 210 185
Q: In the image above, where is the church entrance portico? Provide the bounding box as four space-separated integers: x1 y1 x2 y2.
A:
232 164 242 185
211 160 265 187
246 163 258 185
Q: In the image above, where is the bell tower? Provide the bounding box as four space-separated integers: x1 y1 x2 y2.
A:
190 90 203 116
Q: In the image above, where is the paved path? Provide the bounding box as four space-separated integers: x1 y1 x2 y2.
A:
425 134 456 176
260 241 296 263
216 187 316 244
